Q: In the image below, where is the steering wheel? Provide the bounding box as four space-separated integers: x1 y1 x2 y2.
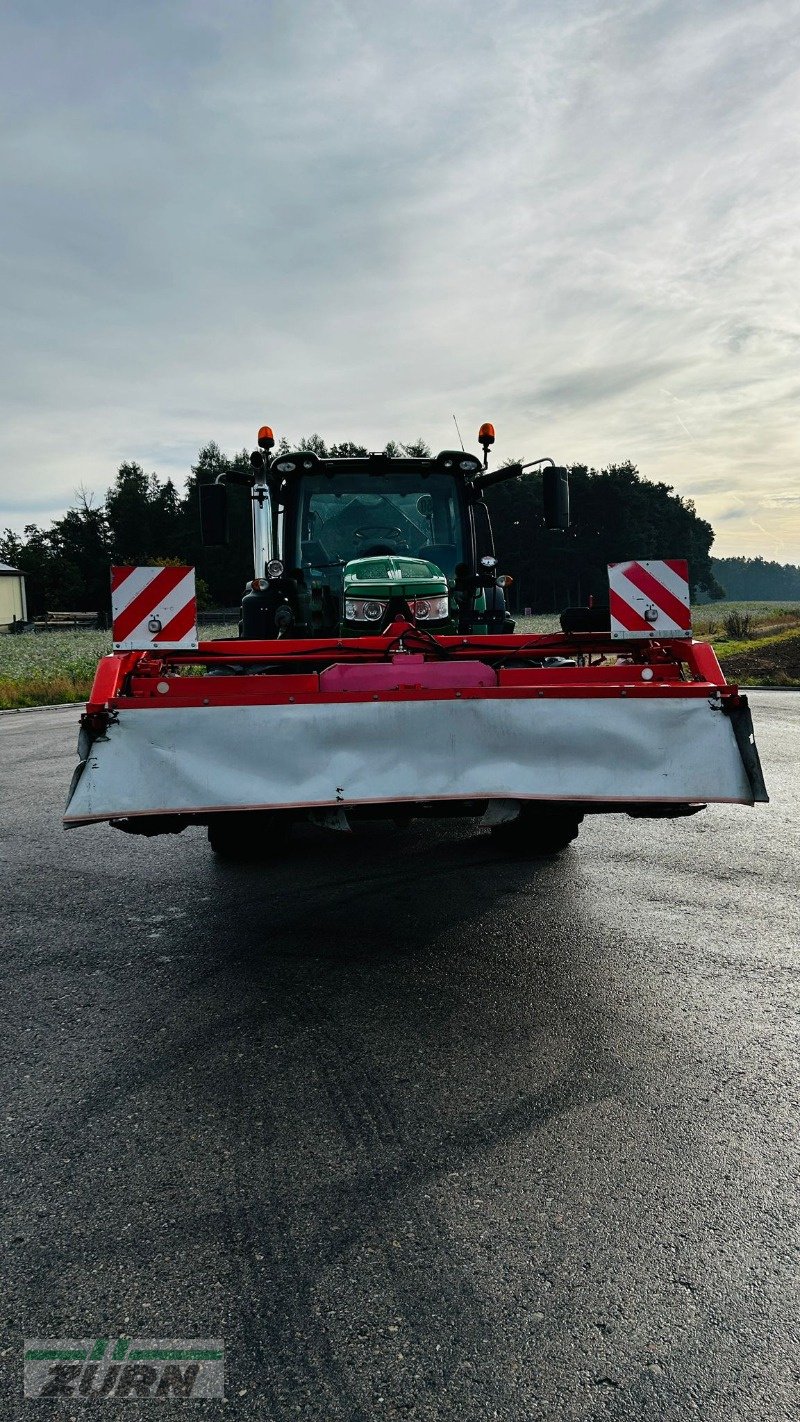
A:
354 525 403 544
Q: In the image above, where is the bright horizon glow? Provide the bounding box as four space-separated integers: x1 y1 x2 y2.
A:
1 1 799 561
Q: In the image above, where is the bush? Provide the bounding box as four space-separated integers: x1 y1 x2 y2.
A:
723 611 752 639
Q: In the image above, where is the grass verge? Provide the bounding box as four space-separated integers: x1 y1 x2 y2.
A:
716 630 800 688
0 675 95 710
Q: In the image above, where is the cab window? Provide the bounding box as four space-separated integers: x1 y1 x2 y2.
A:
295 473 465 579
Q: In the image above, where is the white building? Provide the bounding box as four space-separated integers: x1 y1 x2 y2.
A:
0 562 28 631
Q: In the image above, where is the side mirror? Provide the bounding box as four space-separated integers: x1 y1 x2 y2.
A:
543 466 570 530
199 481 228 546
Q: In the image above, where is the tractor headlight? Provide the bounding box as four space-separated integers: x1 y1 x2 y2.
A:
345 598 387 623
266 558 284 580
409 595 449 621
362 601 386 622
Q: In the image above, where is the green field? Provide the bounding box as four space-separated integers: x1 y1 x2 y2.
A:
690 600 800 636
2 603 798 709
690 601 800 686
0 626 237 709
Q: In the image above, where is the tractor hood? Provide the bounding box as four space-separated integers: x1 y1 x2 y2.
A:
343 555 449 599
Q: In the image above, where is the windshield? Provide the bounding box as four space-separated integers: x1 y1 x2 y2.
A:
294 473 465 579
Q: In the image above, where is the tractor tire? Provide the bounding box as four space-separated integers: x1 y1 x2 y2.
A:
490 804 582 857
207 811 290 860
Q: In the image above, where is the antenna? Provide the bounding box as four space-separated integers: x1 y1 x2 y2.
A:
452 414 465 451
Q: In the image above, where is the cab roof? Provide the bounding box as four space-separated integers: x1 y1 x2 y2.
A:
270 449 482 478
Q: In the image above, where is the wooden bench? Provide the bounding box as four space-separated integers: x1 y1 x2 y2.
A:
33 611 101 631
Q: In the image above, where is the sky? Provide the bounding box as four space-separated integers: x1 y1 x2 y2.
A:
1 0 799 560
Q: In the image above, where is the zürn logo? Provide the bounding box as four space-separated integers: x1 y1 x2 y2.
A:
23 1338 224 1399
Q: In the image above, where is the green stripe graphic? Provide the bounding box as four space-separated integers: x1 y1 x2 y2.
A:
25 1350 86 1361
128 1349 223 1361
25 1338 223 1364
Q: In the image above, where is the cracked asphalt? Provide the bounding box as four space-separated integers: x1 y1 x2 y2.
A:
1 692 798 1420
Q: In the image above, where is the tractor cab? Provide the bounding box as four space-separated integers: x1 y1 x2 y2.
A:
274 450 489 638
199 427 569 640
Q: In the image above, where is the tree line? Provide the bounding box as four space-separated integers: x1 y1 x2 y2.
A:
704 556 800 603
1 436 732 617
483 461 723 609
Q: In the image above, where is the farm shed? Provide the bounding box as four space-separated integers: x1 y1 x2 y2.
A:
0 563 27 631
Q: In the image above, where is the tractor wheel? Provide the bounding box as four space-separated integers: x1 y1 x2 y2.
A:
207 812 289 860
490 805 582 857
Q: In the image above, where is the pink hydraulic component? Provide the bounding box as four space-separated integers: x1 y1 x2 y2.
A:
319 654 498 694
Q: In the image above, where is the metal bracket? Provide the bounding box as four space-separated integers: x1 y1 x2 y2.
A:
480 799 521 828
309 808 352 833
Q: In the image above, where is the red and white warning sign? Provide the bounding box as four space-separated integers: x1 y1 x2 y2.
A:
111 566 198 651
608 560 692 640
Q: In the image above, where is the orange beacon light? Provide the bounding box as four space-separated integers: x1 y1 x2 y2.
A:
478 422 495 468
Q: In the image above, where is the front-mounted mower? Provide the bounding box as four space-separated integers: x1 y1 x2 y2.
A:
64 423 767 856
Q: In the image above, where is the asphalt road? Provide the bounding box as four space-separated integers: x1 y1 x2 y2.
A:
1 693 798 1420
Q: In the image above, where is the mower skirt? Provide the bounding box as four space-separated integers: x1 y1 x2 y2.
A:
64 694 758 825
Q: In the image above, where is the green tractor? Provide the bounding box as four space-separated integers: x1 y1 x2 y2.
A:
198 424 570 637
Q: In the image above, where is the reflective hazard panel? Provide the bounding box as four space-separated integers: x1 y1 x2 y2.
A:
111 566 198 651
608 560 692 640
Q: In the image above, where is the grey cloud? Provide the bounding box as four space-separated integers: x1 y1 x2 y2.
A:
0 491 82 517
683 476 742 495
531 358 686 412
716 506 751 522
761 494 800 509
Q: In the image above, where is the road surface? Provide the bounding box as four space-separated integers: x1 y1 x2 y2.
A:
1 694 797 1419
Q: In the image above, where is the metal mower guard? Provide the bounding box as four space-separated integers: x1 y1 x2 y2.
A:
64 621 768 831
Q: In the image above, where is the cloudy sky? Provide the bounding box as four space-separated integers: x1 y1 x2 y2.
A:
2 0 799 559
